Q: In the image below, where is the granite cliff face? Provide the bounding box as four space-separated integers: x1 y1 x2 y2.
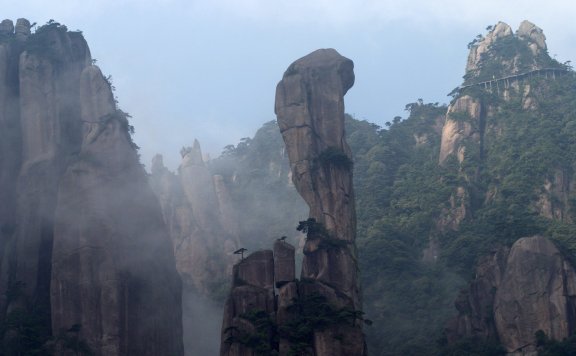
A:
447 236 576 354
0 19 183 355
150 144 239 355
218 48 365 356
275 48 365 355
275 48 359 305
150 144 237 299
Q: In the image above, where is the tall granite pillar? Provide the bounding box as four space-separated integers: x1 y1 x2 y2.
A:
274 48 366 355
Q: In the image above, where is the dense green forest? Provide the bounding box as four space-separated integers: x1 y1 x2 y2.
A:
215 31 576 353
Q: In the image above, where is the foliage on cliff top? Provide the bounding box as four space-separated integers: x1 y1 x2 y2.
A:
463 25 568 86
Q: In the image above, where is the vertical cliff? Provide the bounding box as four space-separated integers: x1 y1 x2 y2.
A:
150 144 237 299
275 48 366 355
150 145 239 356
0 19 183 355
219 48 365 356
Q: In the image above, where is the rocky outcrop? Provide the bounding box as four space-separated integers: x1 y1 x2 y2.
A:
150 146 240 356
438 20 559 231
494 236 576 354
447 236 576 354
535 169 574 222
439 95 484 164
274 48 366 355
220 48 366 356
517 20 547 56
220 250 276 356
0 19 22 319
0 19 183 355
446 247 509 343
466 22 513 74
150 149 237 298
51 67 183 356
465 21 550 83
0 22 93 352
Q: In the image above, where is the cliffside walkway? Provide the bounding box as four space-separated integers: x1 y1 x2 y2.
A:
453 67 574 95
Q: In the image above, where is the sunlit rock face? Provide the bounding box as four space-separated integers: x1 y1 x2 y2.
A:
0 19 183 355
275 48 366 355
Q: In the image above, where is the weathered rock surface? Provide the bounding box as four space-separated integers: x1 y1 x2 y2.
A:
0 22 22 318
15 18 31 41
494 236 576 354
517 20 547 55
535 169 574 222
150 147 239 355
0 19 183 355
446 247 509 343
274 240 295 287
439 95 483 164
220 251 276 356
466 21 513 74
0 20 14 35
221 49 366 354
51 65 183 356
275 48 366 355
447 236 576 354
150 144 238 297
438 20 556 231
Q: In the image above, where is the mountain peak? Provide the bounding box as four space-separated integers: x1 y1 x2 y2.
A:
464 20 557 85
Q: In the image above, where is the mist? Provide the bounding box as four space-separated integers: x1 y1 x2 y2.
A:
3 2 576 355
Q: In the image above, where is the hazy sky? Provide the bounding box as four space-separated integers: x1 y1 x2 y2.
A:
5 1 576 169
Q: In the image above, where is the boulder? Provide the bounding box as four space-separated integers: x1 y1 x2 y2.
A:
448 236 576 354
517 20 547 53
494 236 576 354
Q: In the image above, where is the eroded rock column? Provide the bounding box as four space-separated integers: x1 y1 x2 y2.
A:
275 48 366 355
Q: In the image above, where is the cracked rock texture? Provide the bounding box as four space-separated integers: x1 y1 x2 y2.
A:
275 48 366 355
447 236 576 355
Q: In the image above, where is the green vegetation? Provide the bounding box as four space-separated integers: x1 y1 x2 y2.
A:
464 26 565 85
297 218 350 251
24 20 69 65
0 281 52 355
208 121 308 254
316 147 353 170
438 337 506 356
102 110 139 150
224 310 278 356
214 25 576 355
218 71 576 354
54 324 94 356
536 330 576 355
345 103 470 355
279 292 364 355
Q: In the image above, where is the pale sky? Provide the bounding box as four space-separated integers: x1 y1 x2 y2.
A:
5 1 576 169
